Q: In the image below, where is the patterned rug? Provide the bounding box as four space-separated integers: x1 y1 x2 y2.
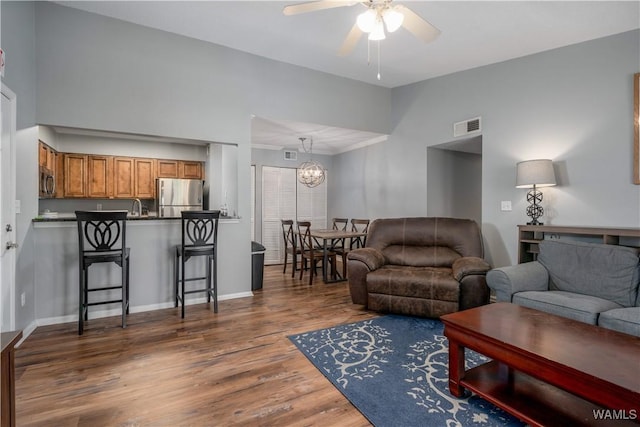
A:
289 315 525 427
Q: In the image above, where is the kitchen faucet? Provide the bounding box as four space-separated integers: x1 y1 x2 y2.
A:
131 198 142 217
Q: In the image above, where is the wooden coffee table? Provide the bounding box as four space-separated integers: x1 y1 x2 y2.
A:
441 303 640 426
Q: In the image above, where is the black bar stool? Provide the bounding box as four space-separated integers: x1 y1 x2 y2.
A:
75 210 130 335
175 210 221 318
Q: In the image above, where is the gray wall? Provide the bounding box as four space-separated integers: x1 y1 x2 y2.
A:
1 1 38 331
2 1 390 331
427 148 482 225
330 28 640 267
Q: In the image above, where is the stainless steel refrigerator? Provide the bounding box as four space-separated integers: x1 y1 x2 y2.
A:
156 178 203 217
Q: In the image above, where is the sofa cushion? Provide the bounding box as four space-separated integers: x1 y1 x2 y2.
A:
538 240 640 307
382 245 461 267
366 265 459 303
598 307 640 337
513 290 623 324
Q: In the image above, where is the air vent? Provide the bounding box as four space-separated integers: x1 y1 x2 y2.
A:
284 150 297 161
453 117 482 137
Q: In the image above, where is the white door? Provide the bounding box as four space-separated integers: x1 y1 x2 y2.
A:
1 83 17 331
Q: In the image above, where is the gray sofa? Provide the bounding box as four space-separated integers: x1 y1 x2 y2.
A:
487 239 640 337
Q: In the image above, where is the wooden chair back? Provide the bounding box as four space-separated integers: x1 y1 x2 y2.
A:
350 219 370 249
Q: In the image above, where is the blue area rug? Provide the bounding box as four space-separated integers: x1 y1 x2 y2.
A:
289 315 525 427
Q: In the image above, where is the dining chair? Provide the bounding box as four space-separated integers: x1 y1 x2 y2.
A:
75 210 130 335
174 210 220 318
335 218 370 279
281 219 301 277
297 221 337 285
350 218 370 249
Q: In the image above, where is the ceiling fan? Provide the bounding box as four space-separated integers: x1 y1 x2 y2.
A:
283 0 441 57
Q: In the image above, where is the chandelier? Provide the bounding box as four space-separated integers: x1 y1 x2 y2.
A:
297 137 325 188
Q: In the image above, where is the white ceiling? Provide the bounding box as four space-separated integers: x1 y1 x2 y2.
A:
54 1 640 154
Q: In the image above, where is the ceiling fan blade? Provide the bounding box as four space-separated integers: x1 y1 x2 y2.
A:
396 4 441 44
283 1 356 16
338 22 363 56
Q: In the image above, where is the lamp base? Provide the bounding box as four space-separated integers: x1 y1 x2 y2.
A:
526 220 544 226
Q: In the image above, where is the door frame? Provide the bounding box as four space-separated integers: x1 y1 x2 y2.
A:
1 82 17 331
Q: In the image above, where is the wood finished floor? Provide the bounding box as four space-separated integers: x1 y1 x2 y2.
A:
15 265 378 427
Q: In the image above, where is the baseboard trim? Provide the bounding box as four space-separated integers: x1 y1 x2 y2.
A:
29 291 255 333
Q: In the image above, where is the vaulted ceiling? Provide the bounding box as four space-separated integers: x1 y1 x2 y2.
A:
54 1 640 153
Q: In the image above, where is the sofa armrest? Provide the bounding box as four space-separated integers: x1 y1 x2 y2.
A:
346 248 386 306
452 257 491 281
347 247 386 271
486 261 549 302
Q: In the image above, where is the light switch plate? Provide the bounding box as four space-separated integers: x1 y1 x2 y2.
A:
501 201 512 211
15 199 21 214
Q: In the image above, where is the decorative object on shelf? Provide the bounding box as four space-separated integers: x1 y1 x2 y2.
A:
516 159 556 225
634 72 639 184
297 137 326 188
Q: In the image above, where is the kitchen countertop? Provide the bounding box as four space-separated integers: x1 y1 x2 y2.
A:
33 214 240 222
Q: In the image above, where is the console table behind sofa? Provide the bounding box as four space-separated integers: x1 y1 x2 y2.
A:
518 225 640 264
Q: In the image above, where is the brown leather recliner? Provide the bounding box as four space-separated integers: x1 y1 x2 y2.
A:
347 217 491 318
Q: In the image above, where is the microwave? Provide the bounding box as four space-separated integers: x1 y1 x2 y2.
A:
39 166 55 198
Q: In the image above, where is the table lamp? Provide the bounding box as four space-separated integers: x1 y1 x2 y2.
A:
516 159 556 225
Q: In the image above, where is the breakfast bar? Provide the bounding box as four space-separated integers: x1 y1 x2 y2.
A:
32 214 246 324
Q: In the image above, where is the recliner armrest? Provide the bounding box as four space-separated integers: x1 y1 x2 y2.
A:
452 257 491 281
347 247 386 271
486 261 549 302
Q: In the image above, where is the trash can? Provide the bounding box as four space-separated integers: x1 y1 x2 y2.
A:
251 241 266 291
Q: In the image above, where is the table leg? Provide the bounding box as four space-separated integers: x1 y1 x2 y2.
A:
322 238 328 282
448 339 468 397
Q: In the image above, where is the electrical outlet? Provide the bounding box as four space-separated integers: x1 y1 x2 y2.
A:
500 201 512 211
21 292 25 307
97 203 103 210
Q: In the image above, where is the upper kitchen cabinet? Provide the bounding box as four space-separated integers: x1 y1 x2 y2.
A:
114 157 156 199
157 160 179 178
39 141 60 198
63 154 88 198
134 158 156 199
180 161 202 180
113 157 135 198
88 155 113 198
158 160 202 180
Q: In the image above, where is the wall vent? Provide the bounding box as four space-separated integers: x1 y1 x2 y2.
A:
284 150 297 161
453 117 482 137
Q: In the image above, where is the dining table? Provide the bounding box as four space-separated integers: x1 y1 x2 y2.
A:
296 228 368 283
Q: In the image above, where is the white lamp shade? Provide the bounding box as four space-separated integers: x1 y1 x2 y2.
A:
357 9 376 33
368 19 386 41
516 159 557 188
383 7 404 33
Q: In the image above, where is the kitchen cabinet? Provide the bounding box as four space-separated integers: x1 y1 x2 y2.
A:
49 150 202 199
134 158 156 199
157 160 179 178
114 157 155 199
180 161 202 179
39 141 60 198
87 156 113 198
39 141 56 170
63 154 88 198
158 160 202 180
55 153 64 199
113 157 135 198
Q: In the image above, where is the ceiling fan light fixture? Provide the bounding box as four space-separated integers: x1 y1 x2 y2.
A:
368 19 386 41
382 7 404 33
357 9 377 33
